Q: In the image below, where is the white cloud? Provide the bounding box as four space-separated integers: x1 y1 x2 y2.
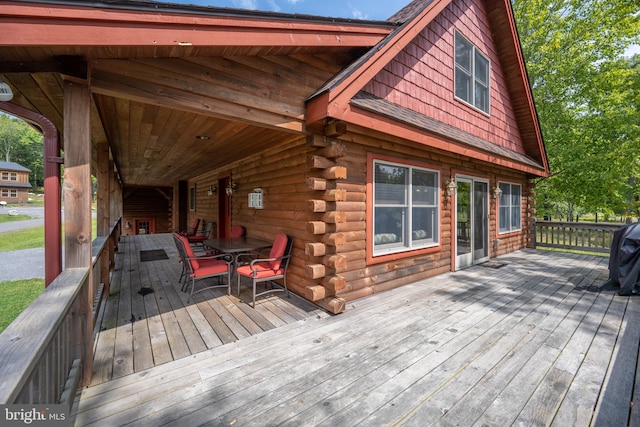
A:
349 7 368 20
266 0 281 11
286 0 303 4
232 0 258 9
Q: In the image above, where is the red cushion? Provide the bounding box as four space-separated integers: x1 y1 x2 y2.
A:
268 234 288 270
230 225 245 238
237 262 284 279
177 234 200 269
191 260 228 278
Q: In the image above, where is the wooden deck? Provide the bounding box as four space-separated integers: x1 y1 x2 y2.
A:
90 233 329 386
74 246 640 426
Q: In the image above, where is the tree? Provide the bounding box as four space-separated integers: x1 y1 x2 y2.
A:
512 0 640 220
0 114 44 189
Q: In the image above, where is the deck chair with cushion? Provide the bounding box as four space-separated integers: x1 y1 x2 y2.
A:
230 225 246 238
180 218 200 238
236 233 292 307
188 221 214 248
173 233 232 302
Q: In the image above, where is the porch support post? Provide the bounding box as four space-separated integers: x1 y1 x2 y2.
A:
63 79 93 385
97 142 109 236
97 142 111 294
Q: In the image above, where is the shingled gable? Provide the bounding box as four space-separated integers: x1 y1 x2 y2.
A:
306 0 549 177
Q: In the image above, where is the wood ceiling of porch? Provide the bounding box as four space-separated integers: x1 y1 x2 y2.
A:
2 47 358 186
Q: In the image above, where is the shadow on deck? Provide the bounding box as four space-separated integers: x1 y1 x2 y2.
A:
91 233 328 386
76 247 640 426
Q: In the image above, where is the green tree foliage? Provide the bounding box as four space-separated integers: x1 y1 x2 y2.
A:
512 0 640 219
0 114 44 189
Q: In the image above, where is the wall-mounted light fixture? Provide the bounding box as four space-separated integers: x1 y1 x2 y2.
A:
225 180 237 196
446 177 458 198
493 184 503 199
207 185 217 196
0 76 14 102
125 221 131 229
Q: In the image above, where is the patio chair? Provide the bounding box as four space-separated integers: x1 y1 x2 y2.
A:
236 233 292 307
188 221 214 248
230 225 246 238
180 218 200 237
173 233 232 302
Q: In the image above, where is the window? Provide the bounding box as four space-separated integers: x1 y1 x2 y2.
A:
373 160 439 255
189 186 196 211
498 182 521 234
1 172 17 181
455 32 490 114
1 189 17 198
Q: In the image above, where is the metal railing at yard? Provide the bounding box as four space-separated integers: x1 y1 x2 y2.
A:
533 220 622 254
0 218 121 407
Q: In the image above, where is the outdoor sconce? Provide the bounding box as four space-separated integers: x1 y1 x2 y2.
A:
0 75 13 102
225 181 237 196
493 184 503 199
125 221 131 229
207 185 217 196
446 177 458 198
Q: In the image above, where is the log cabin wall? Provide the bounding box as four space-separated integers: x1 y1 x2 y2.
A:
190 131 532 314
122 186 172 236
190 137 322 302
314 128 532 311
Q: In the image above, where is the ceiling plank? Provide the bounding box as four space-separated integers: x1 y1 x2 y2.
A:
90 69 305 133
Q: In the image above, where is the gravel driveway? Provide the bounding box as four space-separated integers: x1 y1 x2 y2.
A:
0 207 46 281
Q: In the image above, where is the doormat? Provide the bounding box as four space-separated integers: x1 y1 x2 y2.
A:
481 261 507 269
140 249 169 262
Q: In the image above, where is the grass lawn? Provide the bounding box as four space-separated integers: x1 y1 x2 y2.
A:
0 226 46 252
0 214 32 223
0 279 45 333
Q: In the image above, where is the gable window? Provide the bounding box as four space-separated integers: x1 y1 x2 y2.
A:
373 160 439 256
454 31 490 114
498 182 521 234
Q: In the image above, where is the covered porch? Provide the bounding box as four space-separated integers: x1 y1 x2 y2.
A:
91 233 328 385
73 248 640 426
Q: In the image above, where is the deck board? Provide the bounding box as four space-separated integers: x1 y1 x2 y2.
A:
74 246 640 426
88 233 326 387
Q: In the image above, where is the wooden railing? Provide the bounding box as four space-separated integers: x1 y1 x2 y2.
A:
0 218 121 407
533 220 622 254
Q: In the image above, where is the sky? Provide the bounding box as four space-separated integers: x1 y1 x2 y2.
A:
163 0 411 20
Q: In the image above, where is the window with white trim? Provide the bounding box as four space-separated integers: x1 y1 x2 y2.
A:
1 172 17 181
454 31 490 114
498 182 521 233
1 189 17 198
373 160 439 255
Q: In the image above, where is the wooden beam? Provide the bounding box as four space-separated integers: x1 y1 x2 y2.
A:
90 71 305 134
62 79 93 386
0 56 87 82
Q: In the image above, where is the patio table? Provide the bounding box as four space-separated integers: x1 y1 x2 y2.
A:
203 237 272 255
204 237 273 296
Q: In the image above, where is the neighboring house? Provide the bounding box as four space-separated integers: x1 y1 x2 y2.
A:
0 161 31 205
1 0 548 313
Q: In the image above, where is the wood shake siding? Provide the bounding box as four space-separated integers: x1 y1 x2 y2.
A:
362 0 524 155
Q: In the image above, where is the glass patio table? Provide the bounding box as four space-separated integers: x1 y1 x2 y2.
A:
203 237 272 255
203 237 273 295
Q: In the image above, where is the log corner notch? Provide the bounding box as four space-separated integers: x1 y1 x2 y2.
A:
305 132 348 314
